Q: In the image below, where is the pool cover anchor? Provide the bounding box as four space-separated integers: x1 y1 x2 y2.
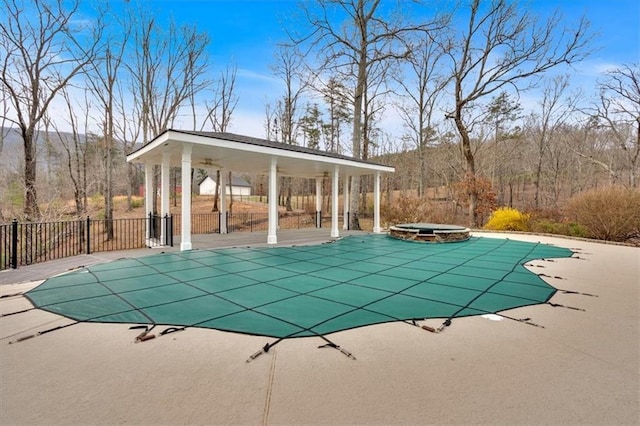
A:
317 336 356 360
247 341 280 363
247 335 356 362
130 325 157 343
422 319 452 334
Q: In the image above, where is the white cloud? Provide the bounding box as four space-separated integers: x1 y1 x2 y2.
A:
226 109 268 138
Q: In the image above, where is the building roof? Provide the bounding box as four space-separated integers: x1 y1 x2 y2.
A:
126 129 394 178
199 175 251 187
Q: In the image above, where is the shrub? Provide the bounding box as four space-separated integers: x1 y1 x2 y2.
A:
452 174 497 224
567 222 589 238
567 186 640 242
484 207 530 231
530 219 587 238
130 198 144 209
381 194 434 226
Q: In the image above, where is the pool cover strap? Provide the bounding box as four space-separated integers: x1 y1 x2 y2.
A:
9 321 78 344
318 336 356 360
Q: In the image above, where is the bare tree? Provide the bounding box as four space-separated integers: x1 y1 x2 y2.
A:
271 44 309 211
395 31 451 197
48 86 94 216
297 0 445 229
129 11 210 142
484 91 522 205
203 63 239 133
203 63 239 212
528 75 580 208
444 0 593 226
0 94 9 155
127 7 210 214
271 44 307 146
114 76 142 212
87 10 130 240
593 64 640 187
0 0 102 221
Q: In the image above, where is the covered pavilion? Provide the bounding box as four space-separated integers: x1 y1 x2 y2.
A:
126 129 395 250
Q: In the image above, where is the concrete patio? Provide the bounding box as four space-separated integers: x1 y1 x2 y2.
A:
1 231 638 425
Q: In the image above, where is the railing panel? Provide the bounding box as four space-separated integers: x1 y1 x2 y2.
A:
0 211 356 270
0 217 149 270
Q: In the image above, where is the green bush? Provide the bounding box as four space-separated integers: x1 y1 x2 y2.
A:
130 198 144 209
567 222 588 238
567 186 640 242
530 219 588 238
484 207 530 231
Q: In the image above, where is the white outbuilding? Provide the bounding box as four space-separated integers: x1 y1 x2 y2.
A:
198 175 251 198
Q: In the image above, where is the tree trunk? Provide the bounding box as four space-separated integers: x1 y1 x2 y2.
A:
534 155 543 209
104 133 114 241
453 115 478 227
126 163 134 212
212 170 220 212
228 171 233 214
286 177 293 211
349 47 367 231
22 126 40 221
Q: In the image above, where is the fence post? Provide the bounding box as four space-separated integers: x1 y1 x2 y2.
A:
164 214 174 246
10 219 18 269
148 212 153 239
169 215 174 247
86 216 91 255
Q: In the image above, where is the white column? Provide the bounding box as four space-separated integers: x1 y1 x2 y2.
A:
315 178 322 228
268 157 278 244
343 174 350 230
219 169 227 234
331 166 340 238
180 144 192 251
373 171 382 233
144 162 153 242
160 151 170 244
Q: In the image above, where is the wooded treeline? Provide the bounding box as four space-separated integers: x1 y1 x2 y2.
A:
1 0 638 228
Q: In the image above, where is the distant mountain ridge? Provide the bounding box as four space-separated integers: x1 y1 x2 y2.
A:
0 127 85 167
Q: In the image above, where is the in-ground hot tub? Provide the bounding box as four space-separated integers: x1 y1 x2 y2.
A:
388 223 471 243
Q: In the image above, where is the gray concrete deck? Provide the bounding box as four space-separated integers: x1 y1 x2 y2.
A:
1 231 638 425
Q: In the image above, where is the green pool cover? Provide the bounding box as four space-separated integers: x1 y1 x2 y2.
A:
26 235 574 339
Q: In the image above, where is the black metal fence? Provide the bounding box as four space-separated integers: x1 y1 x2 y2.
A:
1 217 149 270
1 211 373 270
172 211 319 234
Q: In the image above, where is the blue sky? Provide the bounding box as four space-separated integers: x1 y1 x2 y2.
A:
92 0 639 139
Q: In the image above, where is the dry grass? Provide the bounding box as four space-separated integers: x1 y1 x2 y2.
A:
110 195 273 219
